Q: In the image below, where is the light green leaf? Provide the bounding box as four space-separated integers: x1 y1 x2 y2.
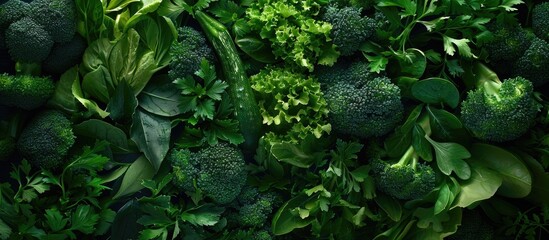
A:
70 205 100 234
0 219 11 240
426 135 471 180
113 155 156 199
45 209 68 232
71 68 110 118
74 119 130 151
442 35 475 58
181 204 225 226
272 194 313 235
452 164 502 208
469 143 532 198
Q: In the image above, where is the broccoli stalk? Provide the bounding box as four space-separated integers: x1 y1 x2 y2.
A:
371 113 436 200
461 62 540 142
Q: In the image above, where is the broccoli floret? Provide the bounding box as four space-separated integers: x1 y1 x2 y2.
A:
461 63 540 142
447 209 495 240
168 26 215 81
0 74 55 110
29 0 76 43
370 144 436 200
17 110 75 170
169 142 246 204
532 2 549 42
484 21 532 62
42 34 86 74
0 0 30 28
235 187 277 228
0 136 16 161
512 37 549 86
5 17 53 62
317 60 403 138
322 5 377 56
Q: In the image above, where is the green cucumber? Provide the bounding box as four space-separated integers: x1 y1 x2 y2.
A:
195 11 262 156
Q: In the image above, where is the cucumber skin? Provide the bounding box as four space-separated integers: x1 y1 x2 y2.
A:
195 11 262 156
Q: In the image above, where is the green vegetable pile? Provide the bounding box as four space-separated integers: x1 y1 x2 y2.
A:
1 0 549 239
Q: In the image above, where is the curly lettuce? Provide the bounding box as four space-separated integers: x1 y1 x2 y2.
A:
250 67 331 143
244 0 339 72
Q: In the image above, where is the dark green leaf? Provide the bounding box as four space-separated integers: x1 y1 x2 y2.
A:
375 194 402 222
396 48 426 78
130 109 171 171
74 119 130 150
411 78 460 108
44 209 68 232
107 81 138 123
426 106 462 139
112 200 143 240
138 75 184 117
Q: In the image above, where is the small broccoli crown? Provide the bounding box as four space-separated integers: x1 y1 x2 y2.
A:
5 17 53 62
532 2 549 42
461 77 539 142
17 110 75 170
484 21 532 62
42 34 87 74
0 0 30 28
170 142 246 204
512 37 549 86
322 5 376 56
0 74 56 110
168 26 215 80
371 157 436 200
236 187 277 228
318 61 403 138
29 0 76 43
252 230 273 240
0 136 16 161
447 209 495 240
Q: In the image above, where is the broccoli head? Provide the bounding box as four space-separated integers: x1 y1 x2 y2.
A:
322 5 377 56
170 142 246 204
532 2 549 42
29 0 76 43
0 74 55 110
0 136 16 161
5 17 53 62
512 37 549 86
461 63 540 142
42 34 87 74
168 26 215 81
0 0 30 28
317 60 403 138
370 145 436 200
483 20 532 62
235 186 277 228
17 110 76 170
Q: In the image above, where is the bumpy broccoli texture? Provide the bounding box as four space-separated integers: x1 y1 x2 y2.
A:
170 142 246 204
234 186 277 228
316 60 403 138
29 0 76 43
0 0 30 28
17 110 76 170
0 74 55 110
370 145 436 200
447 209 495 240
42 35 87 74
512 37 549 86
484 21 531 63
461 63 540 142
322 4 377 56
168 26 215 81
5 17 53 62
532 2 549 42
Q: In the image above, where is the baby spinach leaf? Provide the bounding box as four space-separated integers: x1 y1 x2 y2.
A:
130 109 171 171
